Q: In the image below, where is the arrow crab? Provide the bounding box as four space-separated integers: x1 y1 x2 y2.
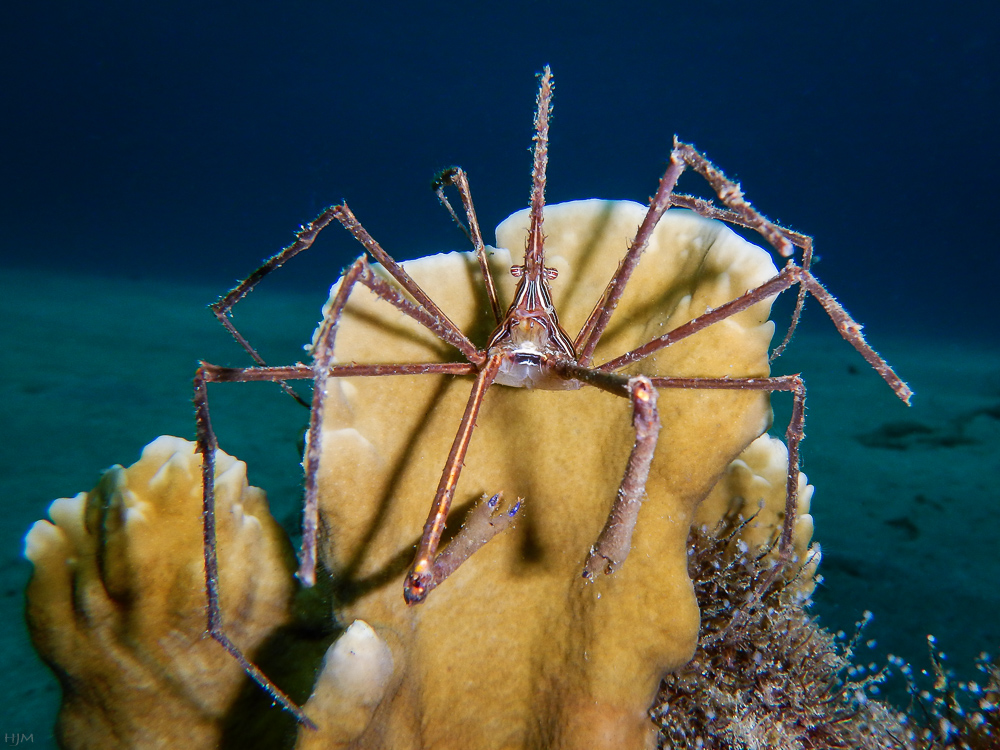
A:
193 66 912 725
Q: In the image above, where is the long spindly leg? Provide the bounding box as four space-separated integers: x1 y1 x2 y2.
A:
648 374 807 571
643 375 811 644
210 206 341 406
592 260 912 405
204 251 480 594
333 204 484 366
553 364 809 581
576 137 896 395
671 140 912 389
598 267 800 372
210 223 502 596
433 166 504 324
263 247 488 585
582 376 661 579
672 139 794 258
667 191 815 361
545 361 667 579
194 243 488 723
302 251 490 587
571 171 802 370
192 358 474 726
212 207 339 325
209 200 486 393
200 354 511 611
670 141 826 363
193 368 316 729
404 355 503 604
571 129 786 364
573 153 688 364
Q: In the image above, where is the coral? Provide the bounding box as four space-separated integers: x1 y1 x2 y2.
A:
694 434 819 602
23 436 311 749
305 200 780 748
25 202 793 748
27 440 994 749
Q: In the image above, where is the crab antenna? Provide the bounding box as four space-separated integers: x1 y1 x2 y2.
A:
524 65 553 281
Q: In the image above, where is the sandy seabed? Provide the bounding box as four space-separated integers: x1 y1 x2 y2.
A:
1 266 997 747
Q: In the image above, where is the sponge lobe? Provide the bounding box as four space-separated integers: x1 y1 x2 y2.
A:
25 436 298 749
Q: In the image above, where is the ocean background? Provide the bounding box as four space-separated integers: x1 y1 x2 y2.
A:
2 2 997 745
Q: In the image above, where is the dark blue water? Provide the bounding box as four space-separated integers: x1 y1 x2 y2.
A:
2 1 997 341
